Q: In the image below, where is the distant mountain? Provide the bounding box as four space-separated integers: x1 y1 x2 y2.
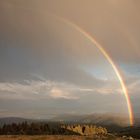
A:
134 117 140 126
51 114 133 127
0 114 139 127
0 117 36 126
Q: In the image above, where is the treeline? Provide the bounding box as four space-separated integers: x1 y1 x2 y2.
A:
0 122 107 136
0 122 63 135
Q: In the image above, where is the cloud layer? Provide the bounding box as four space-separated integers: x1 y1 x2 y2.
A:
0 0 140 119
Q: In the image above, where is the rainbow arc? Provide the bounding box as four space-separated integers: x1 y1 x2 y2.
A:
55 16 134 126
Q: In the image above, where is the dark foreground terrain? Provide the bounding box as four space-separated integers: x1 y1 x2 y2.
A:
0 117 139 140
0 135 137 140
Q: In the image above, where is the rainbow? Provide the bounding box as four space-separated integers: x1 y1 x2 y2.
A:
7 3 134 126
54 16 134 126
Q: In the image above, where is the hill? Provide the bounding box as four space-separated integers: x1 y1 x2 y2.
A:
0 117 36 127
51 114 131 126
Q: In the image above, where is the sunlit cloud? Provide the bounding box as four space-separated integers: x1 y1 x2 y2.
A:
0 78 123 100
128 79 140 94
50 88 78 100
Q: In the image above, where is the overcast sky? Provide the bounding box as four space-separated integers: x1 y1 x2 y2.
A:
0 0 140 121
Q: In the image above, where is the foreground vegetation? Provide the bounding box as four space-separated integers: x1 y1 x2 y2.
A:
0 122 137 140
0 122 107 135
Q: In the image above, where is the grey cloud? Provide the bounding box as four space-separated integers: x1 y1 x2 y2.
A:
0 0 140 119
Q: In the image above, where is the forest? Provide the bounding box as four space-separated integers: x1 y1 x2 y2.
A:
0 122 107 136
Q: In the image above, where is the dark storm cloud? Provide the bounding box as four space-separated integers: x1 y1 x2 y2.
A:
0 0 140 119
0 0 105 88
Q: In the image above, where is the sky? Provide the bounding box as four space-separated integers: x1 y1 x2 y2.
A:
0 0 140 121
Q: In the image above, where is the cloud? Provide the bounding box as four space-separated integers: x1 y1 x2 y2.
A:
50 88 78 100
0 80 75 100
0 77 129 118
0 77 122 101
0 0 140 117
128 79 140 94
